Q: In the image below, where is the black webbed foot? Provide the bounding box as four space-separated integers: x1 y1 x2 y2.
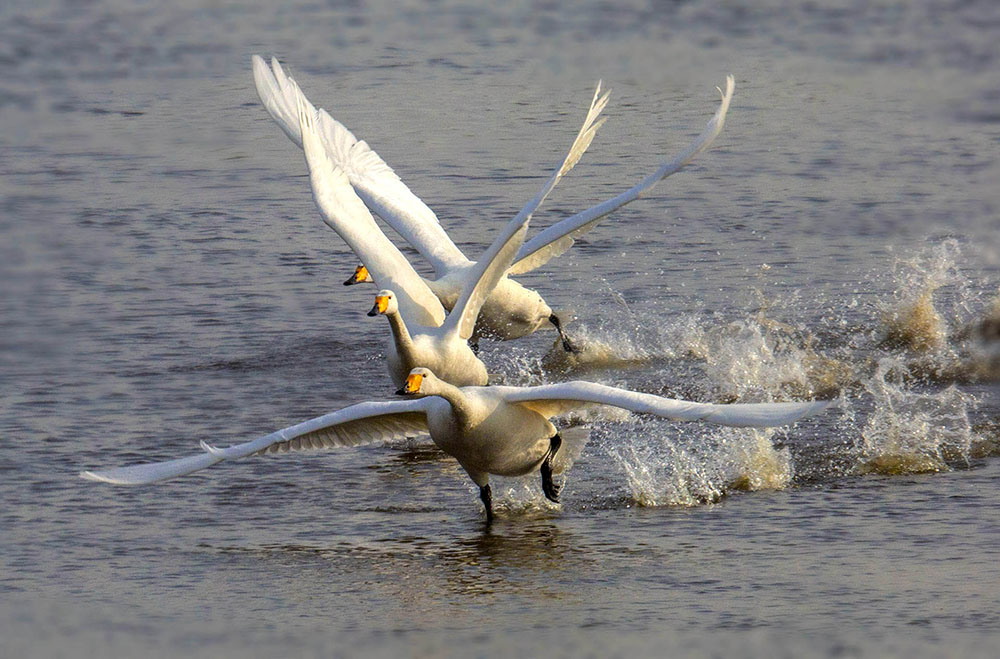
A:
540 433 563 503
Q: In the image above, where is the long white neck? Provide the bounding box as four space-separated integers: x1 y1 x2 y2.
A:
385 310 415 359
428 380 473 429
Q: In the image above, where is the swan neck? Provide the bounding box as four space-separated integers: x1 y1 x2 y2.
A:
432 381 473 428
385 310 414 356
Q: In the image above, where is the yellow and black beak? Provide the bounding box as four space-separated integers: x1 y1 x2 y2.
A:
344 265 369 286
394 372 423 396
367 294 389 317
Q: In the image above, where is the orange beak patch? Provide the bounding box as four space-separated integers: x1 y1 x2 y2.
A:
404 372 423 394
368 295 389 317
344 265 370 286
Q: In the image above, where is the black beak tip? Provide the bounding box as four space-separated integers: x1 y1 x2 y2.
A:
394 388 409 396
343 278 354 286
367 308 379 317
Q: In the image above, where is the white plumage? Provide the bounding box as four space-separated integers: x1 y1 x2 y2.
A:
78 62 832 525
81 368 833 520
253 55 733 342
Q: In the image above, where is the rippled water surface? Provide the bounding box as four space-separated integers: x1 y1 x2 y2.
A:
3 1 1000 657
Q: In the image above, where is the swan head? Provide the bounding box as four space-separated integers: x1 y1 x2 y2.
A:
394 367 436 397
343 264 372 286
367 289 399 317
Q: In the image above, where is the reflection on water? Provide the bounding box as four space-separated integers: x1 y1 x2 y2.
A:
207 520 584 605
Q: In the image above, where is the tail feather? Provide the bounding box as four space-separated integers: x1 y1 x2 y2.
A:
552 426 591 474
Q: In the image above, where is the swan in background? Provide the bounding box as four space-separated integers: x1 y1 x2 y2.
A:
253 56 734 344
297 88 528 386
254 55 608 348
81 367 833 523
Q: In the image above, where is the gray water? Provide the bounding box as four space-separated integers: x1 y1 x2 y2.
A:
3 1 1000 657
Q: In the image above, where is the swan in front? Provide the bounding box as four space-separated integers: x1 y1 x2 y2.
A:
253 55 734 343
81 368 833 523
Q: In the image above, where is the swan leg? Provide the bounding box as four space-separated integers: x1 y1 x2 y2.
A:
549 314 578 353
540 433 563 503
479 483 494 524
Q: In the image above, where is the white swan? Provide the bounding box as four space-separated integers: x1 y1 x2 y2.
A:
253 55 733 343
81 367 833 522
255 55 608 348
296 87 535 386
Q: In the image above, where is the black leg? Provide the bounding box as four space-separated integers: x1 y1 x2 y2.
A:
479 483 493 524
549 314 578 354
540 433 563 503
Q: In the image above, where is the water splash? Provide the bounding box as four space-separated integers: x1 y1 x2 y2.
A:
483 239 997 504
857 356 977 475
952 287 1000 382
878 240 963 353
700 318 853 402
539 327 657 375
608 425 793 507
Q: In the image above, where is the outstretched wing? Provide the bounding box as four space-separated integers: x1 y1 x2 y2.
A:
504 379 832 427
508 75 735 275
440 82 611 341
80 400 431 485
297 87 446 327
253 55 470 277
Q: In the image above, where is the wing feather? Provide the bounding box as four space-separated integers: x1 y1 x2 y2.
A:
253 55 469 276
440 82 611 340
505 380 832 428
80 400 431 485
509 75 735 275
296 89 446 327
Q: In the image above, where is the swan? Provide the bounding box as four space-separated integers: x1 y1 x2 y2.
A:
81 367 833 522
296 87 537 386
253 55 734 343
255 55 609 349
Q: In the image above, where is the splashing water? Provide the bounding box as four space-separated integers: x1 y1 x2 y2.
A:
539 327 657 375
481 239 997 509
700 319 854 402
878 240 965 353
857 356 977 475
608 425 793 507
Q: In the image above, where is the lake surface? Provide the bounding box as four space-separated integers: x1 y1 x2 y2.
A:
2 0 999 656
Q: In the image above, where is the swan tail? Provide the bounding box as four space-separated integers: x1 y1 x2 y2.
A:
552 426 591 475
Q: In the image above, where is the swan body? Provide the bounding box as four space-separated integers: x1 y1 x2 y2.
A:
81 368 833 522
368 289 488 387
253 55 734 341
425 269 554 340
